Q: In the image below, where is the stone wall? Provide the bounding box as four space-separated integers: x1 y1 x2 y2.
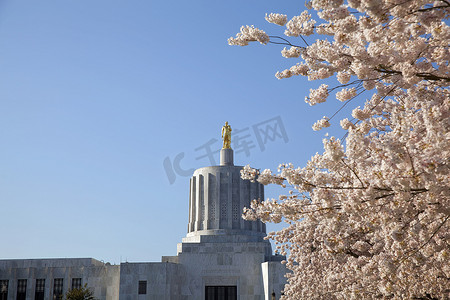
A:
118 262 186 300
0 258 119 300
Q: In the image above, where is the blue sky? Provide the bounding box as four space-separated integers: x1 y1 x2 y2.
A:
0 1 350 263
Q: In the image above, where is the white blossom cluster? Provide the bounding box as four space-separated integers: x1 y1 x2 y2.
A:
336 87 357 102
265 13 287 26
285 11 316 36
281 46 302 58
305 84 329 106
231 1 450 299
227 25 269 46
275 63 310 79
312 116 331 131
336 71 351 84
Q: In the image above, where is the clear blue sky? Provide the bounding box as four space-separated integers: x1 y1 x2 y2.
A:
0 1 349 263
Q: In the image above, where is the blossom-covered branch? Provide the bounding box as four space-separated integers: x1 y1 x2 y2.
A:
230 0 449 299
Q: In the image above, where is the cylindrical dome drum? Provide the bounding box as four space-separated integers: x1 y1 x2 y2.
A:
187 149 266 238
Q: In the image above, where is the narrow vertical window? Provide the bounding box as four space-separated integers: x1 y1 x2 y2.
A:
0 280 8 300
138 281 147 295
16 279 27 300
71 278 82 290
35 279 45 300
53 278 63 300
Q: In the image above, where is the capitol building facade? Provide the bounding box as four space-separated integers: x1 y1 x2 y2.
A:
1 132 287 300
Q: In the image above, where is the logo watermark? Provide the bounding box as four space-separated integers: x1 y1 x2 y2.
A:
163 116 289 184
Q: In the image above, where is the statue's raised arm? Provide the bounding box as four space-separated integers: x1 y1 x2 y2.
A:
221 122 232 149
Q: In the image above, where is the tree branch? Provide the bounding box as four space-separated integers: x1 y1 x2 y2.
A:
340 159 366 188
374 67 450 82
401 215 450 262
268 36 304 48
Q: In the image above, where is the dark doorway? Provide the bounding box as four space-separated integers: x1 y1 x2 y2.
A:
205 286 237 300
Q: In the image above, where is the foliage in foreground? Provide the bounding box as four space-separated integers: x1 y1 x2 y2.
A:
230 0 449 299
65 284 97 300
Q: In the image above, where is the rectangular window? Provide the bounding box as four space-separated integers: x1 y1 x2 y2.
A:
71 278 82 290
53 278 63 300
138 281 147 295
0 280 8 300
17 279 27 300
35 279 45 300
205 286 237 300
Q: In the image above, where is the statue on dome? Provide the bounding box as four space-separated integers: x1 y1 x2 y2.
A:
221 122 232 149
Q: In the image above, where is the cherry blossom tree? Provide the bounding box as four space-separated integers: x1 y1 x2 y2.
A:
65 284 97 300
229 1 449 299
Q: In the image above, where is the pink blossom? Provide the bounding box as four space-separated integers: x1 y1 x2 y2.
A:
312 116 331 131
230 1 450 298
336 87 357 102
281 46 302 58
336 71 351 84
265 13 288 26
306 84 329 106
228 25 269 46
285 11 316 36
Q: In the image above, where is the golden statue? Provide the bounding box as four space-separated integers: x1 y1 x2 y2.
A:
221 121 232 149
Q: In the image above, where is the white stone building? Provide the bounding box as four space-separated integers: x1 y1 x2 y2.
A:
1 148 287 300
